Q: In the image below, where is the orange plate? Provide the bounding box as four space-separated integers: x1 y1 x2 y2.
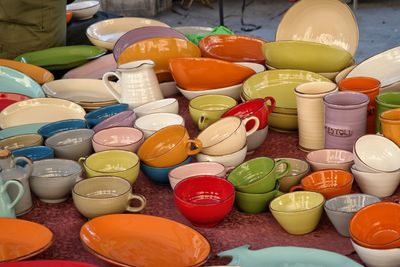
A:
0 218 54 262
117 37 201 83
66 11 73 24
169 57 256 91
0 59 54 85
80 214 211 267
199 34 266 64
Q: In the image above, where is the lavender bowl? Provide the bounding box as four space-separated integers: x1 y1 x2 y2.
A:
93 110 136 132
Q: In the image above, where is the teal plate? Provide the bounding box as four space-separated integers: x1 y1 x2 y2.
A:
0 123 47 139
218 245 363 267
0 66 45 98
14 45 107 70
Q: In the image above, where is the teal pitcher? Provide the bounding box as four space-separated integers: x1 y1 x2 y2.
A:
0 177 24 218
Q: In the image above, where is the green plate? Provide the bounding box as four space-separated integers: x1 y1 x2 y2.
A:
243 69 330 112
14 45 107 70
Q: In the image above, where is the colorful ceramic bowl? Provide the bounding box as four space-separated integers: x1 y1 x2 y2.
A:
196 144 248 169
133 113 185 139
268 112 298 132
92 110 136 133
0 66 45 98
141 157 192 184
0 123 46 140
92 127 144 153
12 146 54 163
178 84 242 101
66 0 100 20
351 240 400 267
380 108 400 146
0 134 43 151
275 158 310 192
306 149 354 172
133 98 179 117
85 103 129 128
0 59 54 85
38 119 88 139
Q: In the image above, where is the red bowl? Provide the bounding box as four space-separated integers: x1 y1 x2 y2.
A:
222 97 276 130
0 93 31 111
174 175 235 228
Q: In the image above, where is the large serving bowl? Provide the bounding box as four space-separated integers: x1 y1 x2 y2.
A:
0 66 45 98
350 202 400 249
66 0 100 20
199 34 266 64
351 240 400 267
86 17 170 50
178 84 242 101
306 149 354 171
174 175 235 227
0 59 54 85
263 40 353 73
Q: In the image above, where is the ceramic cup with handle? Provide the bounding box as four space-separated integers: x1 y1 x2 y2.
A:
197 116 259 156
72 176 146 219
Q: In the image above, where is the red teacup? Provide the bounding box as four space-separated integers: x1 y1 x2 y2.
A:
222 97 275 130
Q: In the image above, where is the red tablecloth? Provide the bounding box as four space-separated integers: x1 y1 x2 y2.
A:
20 94 399 266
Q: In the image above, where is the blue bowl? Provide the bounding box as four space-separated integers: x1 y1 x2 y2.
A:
12 146 54 167
38 119 88 138
141 157 193 184
85 103 129 128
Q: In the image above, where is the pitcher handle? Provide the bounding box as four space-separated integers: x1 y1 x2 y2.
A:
242 116 260 137
103 72 122 102
3 180 24 209
275 159 291 180
14 156 33 176
263 96 276 113
126 193 147 213
185 138 203 155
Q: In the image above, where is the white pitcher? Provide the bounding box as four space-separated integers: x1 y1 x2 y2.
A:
102 60 164 109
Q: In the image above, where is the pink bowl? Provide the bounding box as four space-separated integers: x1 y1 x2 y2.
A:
93 110 136 132
174 175 235 227
92 126 144 152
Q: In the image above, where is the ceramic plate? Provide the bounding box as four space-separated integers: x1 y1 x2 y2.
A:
0 123 47 139
0 218 53 262
113 26 187 61
14 45 107 71
218 245 362 267
0 59 54 85
276 0 359 56
62 54 117 79
242 70 330 111
3 260 97 267
42 79 116 103
0 98 86 129
346 46 400 87
80 214 211 266
0 92 31 111
86 17 170 50
0 66 45 98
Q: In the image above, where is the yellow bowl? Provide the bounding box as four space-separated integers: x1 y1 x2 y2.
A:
269 112 298 132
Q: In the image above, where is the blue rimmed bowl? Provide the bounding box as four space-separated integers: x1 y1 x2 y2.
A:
141 157 192 184
85 103 129 128
38 119 88 138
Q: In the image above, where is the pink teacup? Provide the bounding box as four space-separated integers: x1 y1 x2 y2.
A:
92 126 144 152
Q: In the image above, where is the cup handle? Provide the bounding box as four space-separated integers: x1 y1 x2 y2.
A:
290 185 304 192
185 138 203 155
3 180 24 210
13 156 33 176
126 193 147 213
263 96 276 113
102 72 122 102
78 157 86 165
198 115 208 131
242 116 260 137
275 159 291 180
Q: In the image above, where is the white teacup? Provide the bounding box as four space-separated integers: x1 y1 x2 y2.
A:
133 113 185 139
133 98 179 117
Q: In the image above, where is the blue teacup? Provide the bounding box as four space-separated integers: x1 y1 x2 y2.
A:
85 103 129 128
141 157 192 184
38 119 88 139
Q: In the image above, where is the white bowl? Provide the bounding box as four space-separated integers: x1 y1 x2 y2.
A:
133 98 179 117
351 165 400 198
351 239 400 267
133 113 185 139
178 84 242 101
195 145 247 168
306 149 354 172
247 125 269 153
66 1 100 20
353 135 400 173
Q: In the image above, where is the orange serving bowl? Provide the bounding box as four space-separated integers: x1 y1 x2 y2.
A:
350 202 400 249
0 59 54 85
117 37 201 83
66 11 73 24
169 57 256 91
199 34 267 64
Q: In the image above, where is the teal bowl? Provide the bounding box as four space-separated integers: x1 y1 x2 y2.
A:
141 157 192 184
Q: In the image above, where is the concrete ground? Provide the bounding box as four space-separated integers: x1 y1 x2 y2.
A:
155 0 400 62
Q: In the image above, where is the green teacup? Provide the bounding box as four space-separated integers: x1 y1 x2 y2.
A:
189 94 237 130
375 92 400 133
235 182 284 214
228 157 291 194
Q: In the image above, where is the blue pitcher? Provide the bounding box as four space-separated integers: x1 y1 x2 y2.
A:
0 177 24 218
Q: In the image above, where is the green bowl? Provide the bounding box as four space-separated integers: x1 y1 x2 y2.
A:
269 112 298 132
376 92 400 132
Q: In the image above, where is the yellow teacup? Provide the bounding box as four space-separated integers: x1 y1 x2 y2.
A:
79 150 140 184
380 108 400 146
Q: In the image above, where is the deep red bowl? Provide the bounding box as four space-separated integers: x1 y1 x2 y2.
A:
222 97 276 130
0 92 31 111
174 175 235 228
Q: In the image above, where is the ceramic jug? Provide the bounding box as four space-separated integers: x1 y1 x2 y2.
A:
0 177 24 218
102 60 164 109
0 149 33 216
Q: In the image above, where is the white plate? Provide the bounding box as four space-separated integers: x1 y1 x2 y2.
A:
0 98 86 129
276 0 358 56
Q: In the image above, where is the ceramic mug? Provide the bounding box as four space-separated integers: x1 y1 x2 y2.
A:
295 81 338 151
375 92 400 133
73 176 146 219
189 94 237 130
379 108 400 146
197 116 259 156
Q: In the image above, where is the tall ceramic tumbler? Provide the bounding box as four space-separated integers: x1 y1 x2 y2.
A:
324 92 369 151
295 81 338 151
339 77 380 134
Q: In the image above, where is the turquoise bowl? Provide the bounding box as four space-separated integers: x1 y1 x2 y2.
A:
141 157 192 184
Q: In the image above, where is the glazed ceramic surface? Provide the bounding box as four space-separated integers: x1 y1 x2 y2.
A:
268 112 298 132
15 45 107 71
306 149 354 171
169 58 255 90
92 110 136 133
380 108 400 145
12 146 54 163
142 156 192 184
376 92 400 133
351 240 400 267
3 260 98 267
246 125 269 152
62 54 117 80
275 158 310 192
0 98 86 129
178 83 242 101
92 127 144 153
199 34 266 64
0 123 46 139
0 218 53 262
0 66 45 98
276 0 359 56
235 183 281 214
86 17 170 50
196 144 248 169
263 41 353 73
66 0 100 20
38 119 87 139
133 113 185 139
84 103 129 127
0 59 54 85
0 93 31 112
133 98 179 117
218 245 362 267
0 134 43 151
80 214 210 266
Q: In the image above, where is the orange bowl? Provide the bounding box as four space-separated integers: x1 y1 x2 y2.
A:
66 11 73 24
117 37 201 83
169 58 256 91
199 34 266 64
350 202 400 249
